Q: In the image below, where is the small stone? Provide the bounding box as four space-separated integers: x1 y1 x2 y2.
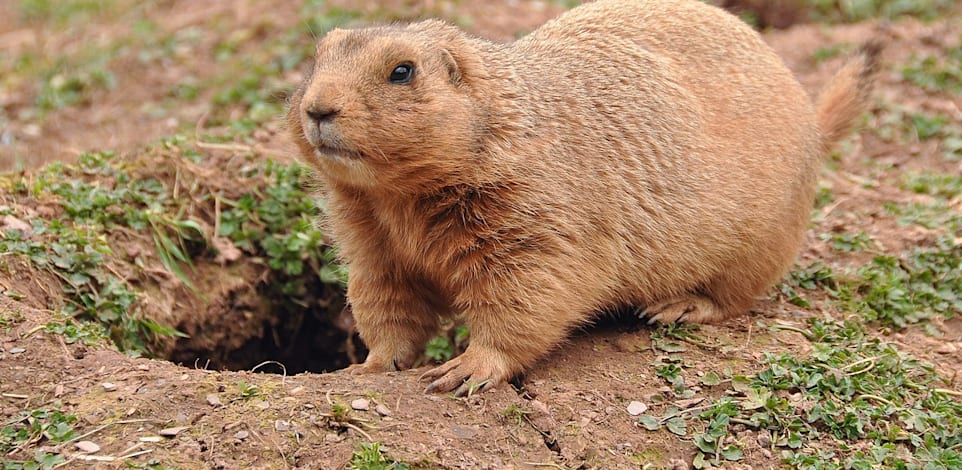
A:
757 432 772 448
175 412 188 423
254 400 270 410
529 400 549 414
102 382 117 392
139 436 163 443
937 343 958 354
760 448 773 459
75 441 100 453
324 433 344 443
234 430 249 440
668 458 689 470
159 426 189 437
375 404 392 416
274 420 291 432
9 347 25 354
451 424 478 439
1 216 31 234
289 386 304 395
137 364 150 371
206 394 223 407
350 398 370 411
626 401 648 416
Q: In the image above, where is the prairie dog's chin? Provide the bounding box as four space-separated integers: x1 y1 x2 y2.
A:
313 146 361 164
312 147 376 186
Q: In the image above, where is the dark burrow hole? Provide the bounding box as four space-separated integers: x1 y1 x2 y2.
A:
165 271 366 375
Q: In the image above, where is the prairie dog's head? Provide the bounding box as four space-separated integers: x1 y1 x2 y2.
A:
288 20 486 191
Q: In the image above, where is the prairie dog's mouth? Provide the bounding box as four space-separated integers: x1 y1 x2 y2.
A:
313 145 362 162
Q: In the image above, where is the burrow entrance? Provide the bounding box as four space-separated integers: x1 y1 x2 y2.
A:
162 261 366 375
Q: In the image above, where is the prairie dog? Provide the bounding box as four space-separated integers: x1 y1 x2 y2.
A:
287 0 879 395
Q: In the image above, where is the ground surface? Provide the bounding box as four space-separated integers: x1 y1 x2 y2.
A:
1 1 962 469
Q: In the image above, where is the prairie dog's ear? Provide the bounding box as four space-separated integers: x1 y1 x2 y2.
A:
440 48 462 85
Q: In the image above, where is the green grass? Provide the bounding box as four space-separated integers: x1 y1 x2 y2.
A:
804 0 957 22
782 233 961 331
349 442 410 470
872 105 962 160
902 172 962 198
818 231 876 253
902 44 962 96
1 403 79 469
18 0 116 24
639 319 962 468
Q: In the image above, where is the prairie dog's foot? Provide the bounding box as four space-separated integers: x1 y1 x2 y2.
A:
644 295 724 324
345 350 418 375
344 361 393 375
420 346 516 397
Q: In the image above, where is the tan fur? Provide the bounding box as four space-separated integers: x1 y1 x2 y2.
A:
287 0 879 394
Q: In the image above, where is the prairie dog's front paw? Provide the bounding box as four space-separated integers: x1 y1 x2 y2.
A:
420 346 517 397
344 361 392 375
345 349 419 375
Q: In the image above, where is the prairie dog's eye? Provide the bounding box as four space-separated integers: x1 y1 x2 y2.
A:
389 63 414 84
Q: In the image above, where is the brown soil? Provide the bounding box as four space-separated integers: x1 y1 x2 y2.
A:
2 2 962 469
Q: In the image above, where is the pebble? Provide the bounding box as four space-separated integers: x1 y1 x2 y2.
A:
254 400 270 410
274 420 291 432
9 347 25 354
1 216 31 234
102 383 117 392
234 430 249 440
375 404 392 416
206 394 223 407
75 441 100 453
350 398 370 411
159 426 189 437
451 424 479 439
626 401 648 416
937 343 958 354
529 400 549 414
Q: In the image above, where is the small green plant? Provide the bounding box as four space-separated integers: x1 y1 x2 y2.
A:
500 404 532 426
812 44 848 63
902 171 962 198
778 262 837 308
902 45 962 95
818 231 875 252
236 380 260 400
1 403 78 468
804 0 956 22
692 400 743 468
0 307 25 331
424 324 469 362
349 442 409 470
873 105 962 160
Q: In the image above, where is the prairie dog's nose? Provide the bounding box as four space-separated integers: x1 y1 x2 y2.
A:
304 105 339 123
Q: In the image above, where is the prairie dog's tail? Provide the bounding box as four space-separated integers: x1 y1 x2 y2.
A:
815 41 883 154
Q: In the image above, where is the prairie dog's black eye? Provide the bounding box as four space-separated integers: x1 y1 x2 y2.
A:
389 63 414 84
